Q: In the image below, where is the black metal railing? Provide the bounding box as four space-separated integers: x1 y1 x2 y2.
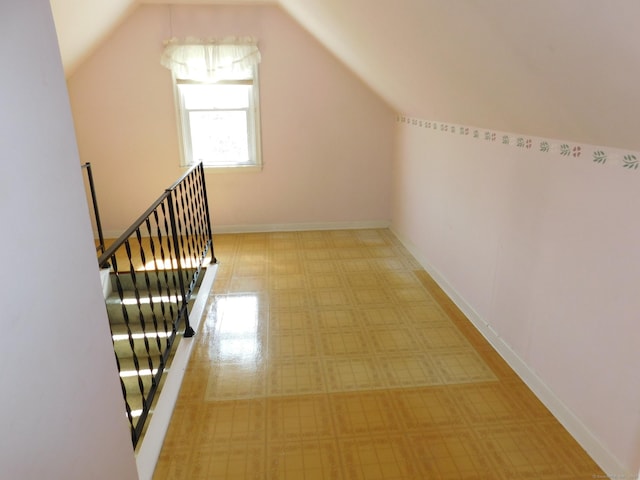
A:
81 162 106 256
97 162 215 447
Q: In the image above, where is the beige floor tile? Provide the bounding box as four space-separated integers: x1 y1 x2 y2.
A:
152 229 606 480
344 271 381 288
316 308 362 330
339 258 377 273
360 306 410 328
194 399 266 444
367 246 401 258
303 247 337 261
269 289 312 310
537 419 605 477
198 443 266 480
319 329 372 356
390 387 465 431
267 439 344 480
324 356 384 392
228 275 268 293
234 262 267 277
475 346 523 380
402 303 446 325
269 259 304 275
337 247 371 260
449 382 527 425
339 435 418 480
378 353 443 388
352 286 395 306
420 323 472 350
389 285 433 304
270 273 307 291
431 349 498 384
368 327 421 353
372 257 411 272
268 249 301 262
299 237 334 251
268 395 334 441
269 330 319 359
205 363 265 401
269 309 315 332
409 430 499 479
312 288 352 308
475 423 576 479
331 391 399 436
267 358 326 396
304 259 342 274
308 272 345 289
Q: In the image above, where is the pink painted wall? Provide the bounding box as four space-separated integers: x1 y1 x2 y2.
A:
0 1 137 478
67 4 394 235
392 118 640 476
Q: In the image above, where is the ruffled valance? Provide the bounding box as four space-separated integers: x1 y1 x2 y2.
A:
161 36 261 82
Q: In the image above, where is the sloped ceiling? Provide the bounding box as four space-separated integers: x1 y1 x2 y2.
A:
49 0 275 75
50 0 640 150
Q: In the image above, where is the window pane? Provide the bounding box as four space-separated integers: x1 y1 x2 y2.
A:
181 84 250 110
189 111 249 165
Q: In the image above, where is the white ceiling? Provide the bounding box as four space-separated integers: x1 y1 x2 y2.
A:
50 0 640 150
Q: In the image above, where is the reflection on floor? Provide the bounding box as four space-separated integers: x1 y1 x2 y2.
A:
153 229 604 479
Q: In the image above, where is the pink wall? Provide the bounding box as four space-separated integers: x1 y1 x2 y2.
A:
392 118 640 476
67 4 394 235
0 1 137 478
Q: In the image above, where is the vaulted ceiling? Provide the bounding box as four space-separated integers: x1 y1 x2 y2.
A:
50 0 640 151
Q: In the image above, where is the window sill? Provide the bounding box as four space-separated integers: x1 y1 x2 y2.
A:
184 164 263 174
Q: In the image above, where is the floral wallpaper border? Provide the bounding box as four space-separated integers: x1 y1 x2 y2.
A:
397 115 639 172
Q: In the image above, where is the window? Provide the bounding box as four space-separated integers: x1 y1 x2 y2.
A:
161 37 262 170
176 77 260 168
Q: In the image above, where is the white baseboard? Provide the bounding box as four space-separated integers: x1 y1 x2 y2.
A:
98 221 391 240
135 263 218 480
212 220 390 234
390 228 631 479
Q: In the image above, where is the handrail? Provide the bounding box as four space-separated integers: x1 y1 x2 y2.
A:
98 161 215 447
81 162 106 256
98 163 204 269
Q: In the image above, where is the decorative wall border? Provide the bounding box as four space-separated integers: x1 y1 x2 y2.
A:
397 115 639 172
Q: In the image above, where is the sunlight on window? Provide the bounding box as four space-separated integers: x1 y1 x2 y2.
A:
190 110 249 164
176 80 260 168
181 84 249 109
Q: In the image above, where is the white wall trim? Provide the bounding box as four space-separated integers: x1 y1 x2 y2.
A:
390 227 631 480
135 263 218 480
99 221 391 240
212 220 391 234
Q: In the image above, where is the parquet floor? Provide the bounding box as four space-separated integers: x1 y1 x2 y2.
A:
153 229 604 479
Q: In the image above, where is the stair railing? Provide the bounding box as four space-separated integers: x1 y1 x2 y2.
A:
81 162 106 256
97 162 215 447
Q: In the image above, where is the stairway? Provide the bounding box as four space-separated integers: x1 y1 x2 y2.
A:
103 267 204 445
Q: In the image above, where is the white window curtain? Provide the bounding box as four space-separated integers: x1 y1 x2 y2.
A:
160 36 261 82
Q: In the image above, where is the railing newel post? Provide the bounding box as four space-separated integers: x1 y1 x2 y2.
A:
198 163 216 264
166 188 195 338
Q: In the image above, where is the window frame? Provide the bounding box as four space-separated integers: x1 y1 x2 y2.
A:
172 67 262 173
